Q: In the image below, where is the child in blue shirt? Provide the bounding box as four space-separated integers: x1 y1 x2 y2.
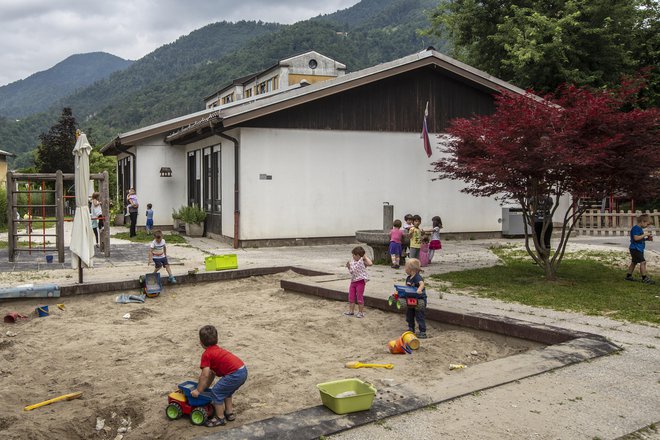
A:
626 214 654 284
404 258 427 338
145 203 154 234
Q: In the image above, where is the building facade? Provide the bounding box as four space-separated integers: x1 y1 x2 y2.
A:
103 50 533 247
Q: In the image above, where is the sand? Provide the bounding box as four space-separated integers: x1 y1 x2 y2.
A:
0 271 540 440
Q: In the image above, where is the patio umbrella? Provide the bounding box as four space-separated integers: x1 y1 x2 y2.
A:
70 132 95 281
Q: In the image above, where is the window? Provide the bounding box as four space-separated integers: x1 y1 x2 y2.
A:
117 156 132 204
190 146 221 214
213 146 221 213
245 88 252 98
187 151 201 207
221 93 234 104
255 77 277 95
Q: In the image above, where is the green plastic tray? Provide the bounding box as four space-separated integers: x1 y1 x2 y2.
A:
316 378 377 414
205 254 238 271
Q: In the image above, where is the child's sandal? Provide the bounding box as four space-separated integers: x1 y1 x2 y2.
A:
224 411 236 421
204 417 226 427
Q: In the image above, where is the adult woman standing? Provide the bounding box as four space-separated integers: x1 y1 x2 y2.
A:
127 188 139 237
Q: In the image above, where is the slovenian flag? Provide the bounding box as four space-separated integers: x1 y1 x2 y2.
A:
422 101 432 157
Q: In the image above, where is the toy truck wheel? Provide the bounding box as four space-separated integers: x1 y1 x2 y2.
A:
165 402 182 420
190 407 208 426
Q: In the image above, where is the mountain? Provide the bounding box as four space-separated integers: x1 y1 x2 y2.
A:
0 52 133 118
77 0 443 143
0 0 444 168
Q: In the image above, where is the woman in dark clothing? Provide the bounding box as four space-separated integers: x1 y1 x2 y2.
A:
126 188 139 237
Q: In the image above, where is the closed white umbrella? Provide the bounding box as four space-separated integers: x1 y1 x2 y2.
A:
70 132 95 279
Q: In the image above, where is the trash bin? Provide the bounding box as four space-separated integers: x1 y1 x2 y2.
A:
501 207 525 237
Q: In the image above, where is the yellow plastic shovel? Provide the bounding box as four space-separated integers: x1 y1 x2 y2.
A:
24 392 82 411
345 361 394 369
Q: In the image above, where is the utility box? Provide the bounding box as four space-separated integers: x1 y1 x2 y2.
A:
501 207 526 237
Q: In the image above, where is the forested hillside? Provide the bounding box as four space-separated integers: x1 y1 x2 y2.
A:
0 0 442 168
0 20 282 166
0 52 133 118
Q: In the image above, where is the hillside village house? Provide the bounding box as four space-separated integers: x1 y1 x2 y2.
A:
102 49 534 248
0 149 15 186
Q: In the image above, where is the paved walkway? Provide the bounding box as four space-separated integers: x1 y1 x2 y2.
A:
1 230 658 439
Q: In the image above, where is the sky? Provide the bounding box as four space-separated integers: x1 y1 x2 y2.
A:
0 0 360 86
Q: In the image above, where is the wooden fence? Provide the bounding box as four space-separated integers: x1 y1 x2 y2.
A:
575 209 659 236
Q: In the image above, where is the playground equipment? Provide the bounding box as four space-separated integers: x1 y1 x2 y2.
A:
166 381 215 425
6 171 110 263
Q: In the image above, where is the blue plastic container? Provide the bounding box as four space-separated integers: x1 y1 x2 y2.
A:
36 305 49 317
178 381 213 406
46 255 53 263
393 285 417 298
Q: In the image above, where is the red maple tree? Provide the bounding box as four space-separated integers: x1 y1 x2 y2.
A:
432 80 660 279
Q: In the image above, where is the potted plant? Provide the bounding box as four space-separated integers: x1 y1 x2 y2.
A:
179 205 207 237
111 198 125 226
171 208 183 232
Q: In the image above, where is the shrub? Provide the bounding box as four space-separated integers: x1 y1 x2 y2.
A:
0 186 7 230
178 205 207 224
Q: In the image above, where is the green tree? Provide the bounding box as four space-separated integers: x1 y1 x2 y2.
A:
89 148 117 201
426 0 656 94
35 108 77 173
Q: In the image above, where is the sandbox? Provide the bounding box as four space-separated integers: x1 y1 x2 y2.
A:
0 271 543 440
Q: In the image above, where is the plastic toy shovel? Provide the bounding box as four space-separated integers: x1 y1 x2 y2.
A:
345 361 394 369
24 392 82 411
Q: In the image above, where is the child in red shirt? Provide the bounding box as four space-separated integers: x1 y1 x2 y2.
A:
191 325 248 427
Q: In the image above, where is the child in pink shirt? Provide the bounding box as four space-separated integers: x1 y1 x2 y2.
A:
389 219 404 269
344 246 373 318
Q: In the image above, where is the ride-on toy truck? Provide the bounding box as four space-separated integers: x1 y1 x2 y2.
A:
166 381 215 425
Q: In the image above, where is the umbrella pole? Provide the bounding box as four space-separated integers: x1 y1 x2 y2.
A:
78 259 83 283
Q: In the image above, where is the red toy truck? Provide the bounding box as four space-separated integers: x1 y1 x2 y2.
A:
165 381 215 426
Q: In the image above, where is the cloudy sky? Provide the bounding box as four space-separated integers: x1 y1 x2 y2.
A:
0 0 360 86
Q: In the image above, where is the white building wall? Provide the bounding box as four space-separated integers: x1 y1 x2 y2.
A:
236 128 503 240
133 136 187 227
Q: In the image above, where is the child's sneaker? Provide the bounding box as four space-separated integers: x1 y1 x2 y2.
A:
416 332 427 339
356 312 365 318
642 277 655 285
624 275 635 282
168 276 177 283
343 312 354 316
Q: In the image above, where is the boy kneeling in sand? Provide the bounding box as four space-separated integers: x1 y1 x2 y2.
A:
191 325 248 427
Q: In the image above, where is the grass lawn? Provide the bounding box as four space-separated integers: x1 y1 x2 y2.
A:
110 231 188 244
430 247 660 325
0 240 53 249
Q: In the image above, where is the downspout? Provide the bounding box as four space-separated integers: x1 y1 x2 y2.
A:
218 132 240 249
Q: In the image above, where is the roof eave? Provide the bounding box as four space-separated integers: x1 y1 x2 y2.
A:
221 50 535 128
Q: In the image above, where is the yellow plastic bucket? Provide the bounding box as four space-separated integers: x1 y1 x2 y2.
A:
387 337 412 354
401 331 420 350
